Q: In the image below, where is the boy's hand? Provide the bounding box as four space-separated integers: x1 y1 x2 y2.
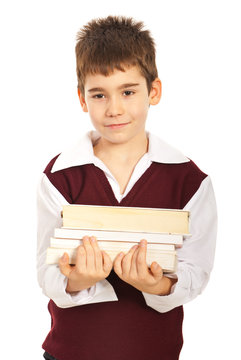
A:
58 236 112 293
113 240 177 296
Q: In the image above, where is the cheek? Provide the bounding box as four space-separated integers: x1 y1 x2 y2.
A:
87 106 102 124
131 103 149 120
87 101 106 119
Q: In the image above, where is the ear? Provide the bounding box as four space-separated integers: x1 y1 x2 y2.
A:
77 88 88 112
149 78 162 105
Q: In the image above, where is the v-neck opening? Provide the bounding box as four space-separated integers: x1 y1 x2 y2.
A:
90 162 158 206
93 153 150 202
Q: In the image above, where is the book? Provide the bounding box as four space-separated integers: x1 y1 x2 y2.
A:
46 243 177 273
62 205 190 235
53 228 184 246
46 205 189 273
50 237 175 251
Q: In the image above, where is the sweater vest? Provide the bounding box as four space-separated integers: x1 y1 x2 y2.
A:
42 158 207 360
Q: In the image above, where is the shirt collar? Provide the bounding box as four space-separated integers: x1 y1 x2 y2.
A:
51 130 189 173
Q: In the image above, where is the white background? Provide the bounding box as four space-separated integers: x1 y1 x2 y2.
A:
1 0 240 358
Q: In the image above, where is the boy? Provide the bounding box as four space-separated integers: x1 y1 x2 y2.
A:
37 16 217 360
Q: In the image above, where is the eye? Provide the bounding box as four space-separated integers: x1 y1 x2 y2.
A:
93 93 105 99
123 90 134 96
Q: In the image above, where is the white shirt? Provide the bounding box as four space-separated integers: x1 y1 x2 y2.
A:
37 131 217 313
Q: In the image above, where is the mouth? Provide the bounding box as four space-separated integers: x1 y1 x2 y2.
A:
105 122 130 130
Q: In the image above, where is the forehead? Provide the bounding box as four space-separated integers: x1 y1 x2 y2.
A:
84 65 146 91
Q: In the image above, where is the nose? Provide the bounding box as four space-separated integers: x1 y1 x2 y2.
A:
106 96 124 117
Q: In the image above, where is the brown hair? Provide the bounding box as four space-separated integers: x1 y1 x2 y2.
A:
75 16 158 95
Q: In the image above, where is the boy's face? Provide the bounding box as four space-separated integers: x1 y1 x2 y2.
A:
78 65 161 146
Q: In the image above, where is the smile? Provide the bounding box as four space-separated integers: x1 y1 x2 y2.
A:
105 122 130 129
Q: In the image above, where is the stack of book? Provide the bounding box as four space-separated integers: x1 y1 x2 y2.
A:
46 205 190 273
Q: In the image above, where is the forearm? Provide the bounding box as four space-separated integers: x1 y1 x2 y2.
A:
157 276 177 296
66 278 86 293
37 175 117 308
66 276 97 293
142 263 210 313
142 176 217 312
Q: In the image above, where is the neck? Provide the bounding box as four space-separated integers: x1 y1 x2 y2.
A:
93 131 148 164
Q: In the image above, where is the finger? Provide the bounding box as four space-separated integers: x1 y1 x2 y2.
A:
102 251 113 275
150 262 163 279
136 239 148 277
82 236 95 269
90 236 103 271
58 252 72 277
75 245 87 272
113 252 124 277
129 245 139 278
121 244 138 277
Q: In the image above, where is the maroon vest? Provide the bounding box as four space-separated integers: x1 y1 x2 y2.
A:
42 158 207 360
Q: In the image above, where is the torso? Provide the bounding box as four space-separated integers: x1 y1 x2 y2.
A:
43 154 207 360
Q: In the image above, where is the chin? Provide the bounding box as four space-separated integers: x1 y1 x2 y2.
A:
103 133 131 144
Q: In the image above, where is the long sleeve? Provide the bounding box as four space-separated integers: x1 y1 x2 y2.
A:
37 174 118 308
142 176 217 313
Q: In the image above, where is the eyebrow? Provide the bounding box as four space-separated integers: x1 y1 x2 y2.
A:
87 83 140 93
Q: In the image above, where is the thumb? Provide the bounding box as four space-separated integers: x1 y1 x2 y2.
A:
58 252 72 277
150 262 163 279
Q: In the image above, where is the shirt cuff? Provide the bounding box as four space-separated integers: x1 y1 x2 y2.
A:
142 267 190 313
43 265 118 308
